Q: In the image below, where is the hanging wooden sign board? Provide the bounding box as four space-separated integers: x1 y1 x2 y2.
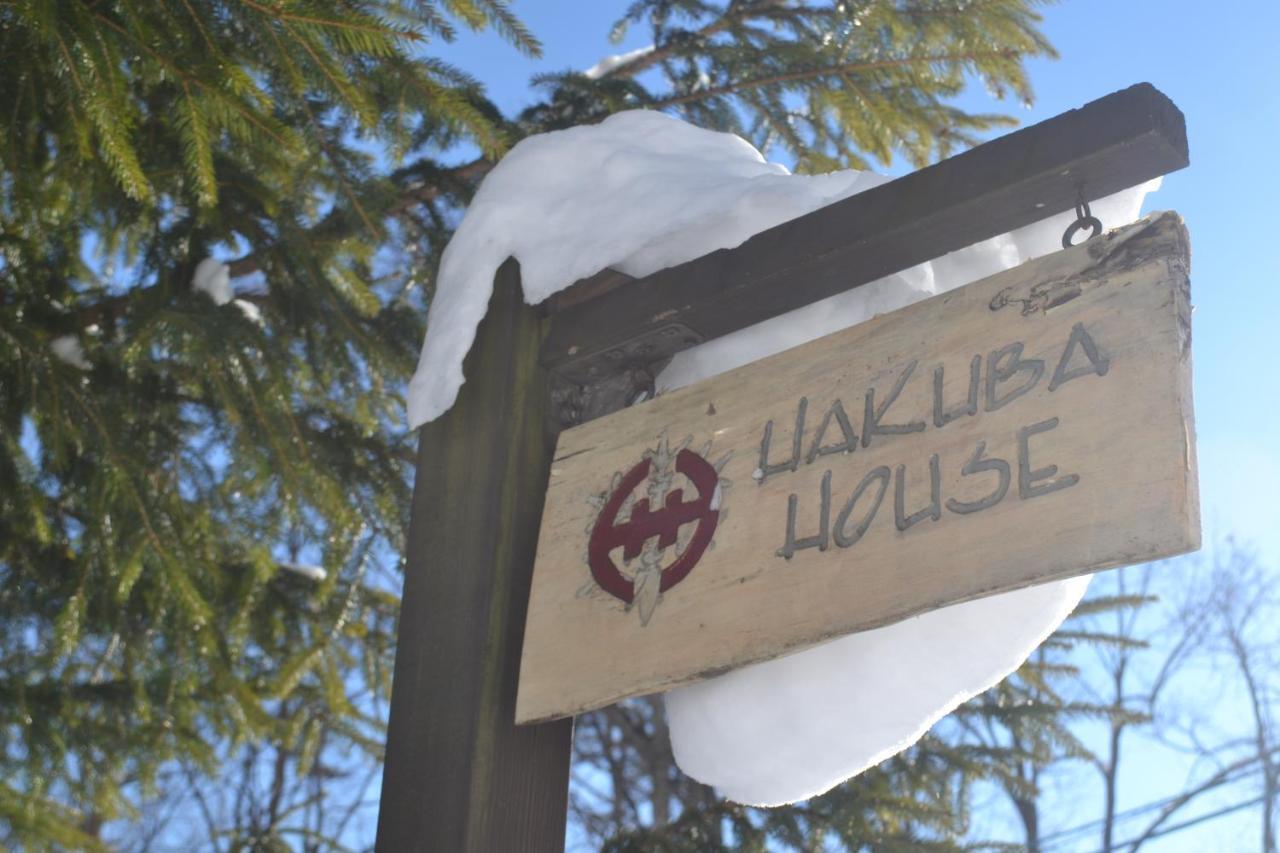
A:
516 211 1198 725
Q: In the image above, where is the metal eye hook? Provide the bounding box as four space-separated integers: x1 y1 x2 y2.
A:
1062 194 1103 249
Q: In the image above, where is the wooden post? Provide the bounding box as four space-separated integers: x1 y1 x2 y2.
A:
376 259 572 851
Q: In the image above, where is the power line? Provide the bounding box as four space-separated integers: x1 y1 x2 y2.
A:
1097 794 1265 852
1038 747 1280 850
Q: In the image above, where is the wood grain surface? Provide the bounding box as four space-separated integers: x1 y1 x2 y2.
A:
517 212 1198 725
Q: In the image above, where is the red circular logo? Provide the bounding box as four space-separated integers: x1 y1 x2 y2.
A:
588 448 721 604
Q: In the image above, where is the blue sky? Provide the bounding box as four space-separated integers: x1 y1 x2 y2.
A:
428 2 1280 848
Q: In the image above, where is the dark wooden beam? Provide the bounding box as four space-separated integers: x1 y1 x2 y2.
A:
542 83 1188 385
376 260 572 852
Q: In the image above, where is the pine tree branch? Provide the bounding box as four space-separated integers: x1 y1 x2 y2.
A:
62 156 486 330
649 49 1021 109
239 0 424 43
223 157 492 277
60 41 1018 317
595 0 793 80
91 9 294 150
298 98 381 241
388 156 494 214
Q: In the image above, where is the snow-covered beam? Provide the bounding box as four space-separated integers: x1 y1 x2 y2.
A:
542 83 1187 387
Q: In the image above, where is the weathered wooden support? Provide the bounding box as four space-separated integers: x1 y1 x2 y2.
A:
519 212 1198 724
376 259 572 851
542 83 1188 386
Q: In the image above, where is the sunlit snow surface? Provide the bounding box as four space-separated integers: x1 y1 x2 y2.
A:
192 256 263 323
404 110 1158 805
192 257 233 305
406 111 889 427
50 335 90 370
582 44 655 80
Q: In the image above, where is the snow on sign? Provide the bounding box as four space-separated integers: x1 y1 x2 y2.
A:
516 211 1199 725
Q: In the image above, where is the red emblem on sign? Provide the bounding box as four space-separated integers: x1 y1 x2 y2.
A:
588 447 721 607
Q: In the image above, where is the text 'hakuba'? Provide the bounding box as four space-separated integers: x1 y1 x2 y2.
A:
763 323 1108 560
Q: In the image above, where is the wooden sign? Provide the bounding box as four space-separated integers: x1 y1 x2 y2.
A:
516 211 1198 725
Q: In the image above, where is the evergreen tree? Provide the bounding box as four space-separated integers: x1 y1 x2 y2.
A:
1 0 1061 847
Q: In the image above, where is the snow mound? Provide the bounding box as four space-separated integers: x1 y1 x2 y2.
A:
403 108 1158 805
406 111 888 427
667 575 1092 805
50 335 90 370
192 257 233 305
191 257 263 323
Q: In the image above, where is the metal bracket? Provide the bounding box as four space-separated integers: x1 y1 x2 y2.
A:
1062 191 1103 249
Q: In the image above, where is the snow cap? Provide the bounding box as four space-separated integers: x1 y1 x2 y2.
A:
191 257 233 306
406 110 887 427
50 335 90 370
